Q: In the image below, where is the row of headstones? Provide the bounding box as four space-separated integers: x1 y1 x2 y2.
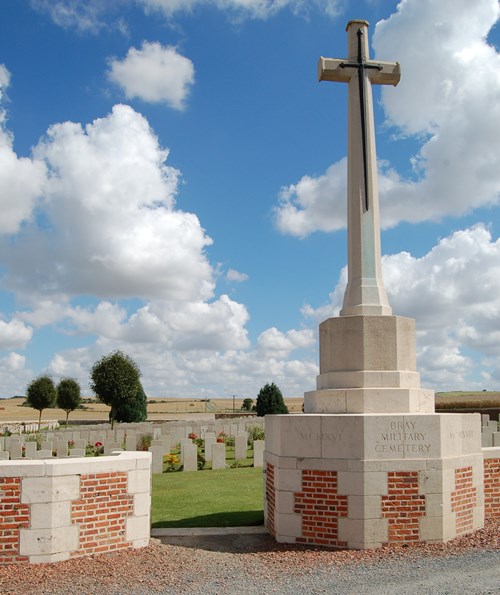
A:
0 420 60 434
481 414 500 447
0 419 265 461
0 431 118 460
149 439 266 474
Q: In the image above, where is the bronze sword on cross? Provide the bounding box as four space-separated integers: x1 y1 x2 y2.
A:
339 27 382 212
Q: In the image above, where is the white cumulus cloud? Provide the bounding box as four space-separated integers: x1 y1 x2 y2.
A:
274 159 347 238
0 353 31 396
31 0 128 34
108 43 195 110
0 129 47 235
226 268 249 283
138 0 341 20
4 104 214 303
304 224 500 390
0 319 33 350
0 64 47 236
274 0 500 237
257 327 315 358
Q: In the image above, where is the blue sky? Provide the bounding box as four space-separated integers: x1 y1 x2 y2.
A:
1 0 500 399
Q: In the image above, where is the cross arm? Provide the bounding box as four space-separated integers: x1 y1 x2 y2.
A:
318 57 401 87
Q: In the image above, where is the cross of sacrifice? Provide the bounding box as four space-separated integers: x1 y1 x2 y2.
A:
318 20 400 317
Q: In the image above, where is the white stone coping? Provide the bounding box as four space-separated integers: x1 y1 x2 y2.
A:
482 446 500 459
0 451 151 477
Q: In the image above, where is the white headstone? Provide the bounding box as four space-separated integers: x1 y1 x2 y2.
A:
234 435 247 460
253 440 265 468
149 445 164 474
41 440 53 451
160 434 171 455
204 435 216 461
125 430 137 451
56 440 68 458
211 442 226 470
182 443 198 472
9 443 23 459
25 442 37 458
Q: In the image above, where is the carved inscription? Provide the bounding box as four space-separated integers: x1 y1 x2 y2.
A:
299 432 343 442
375 421 431 455
449 430 474 440
291 418 476 460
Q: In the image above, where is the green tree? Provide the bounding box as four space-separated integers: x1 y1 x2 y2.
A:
241 398 254 411
114 382 148 423
255 382 288 416
26 375 57 432
90 351 141 428
56 377 82 428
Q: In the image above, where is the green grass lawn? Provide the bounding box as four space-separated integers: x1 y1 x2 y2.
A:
151 466 264 528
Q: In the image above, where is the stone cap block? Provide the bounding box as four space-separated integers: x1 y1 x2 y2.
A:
317 370 421 390
319 315 416 374
265 413 482 461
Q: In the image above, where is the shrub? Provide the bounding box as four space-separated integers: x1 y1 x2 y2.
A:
241 398 254 411
86 441 104 457
248 425 265 443
137 433 152 451
26 434 42 449
255 382 288 416
56 378 82 427
26 375 57 431
164 454 182 472
90 350 141 428
114 382 148 423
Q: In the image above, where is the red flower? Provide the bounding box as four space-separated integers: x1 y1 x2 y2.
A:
95 442 102 447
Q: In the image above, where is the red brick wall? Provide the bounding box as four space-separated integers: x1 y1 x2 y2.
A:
294 470 348 548
71 472 134 557
0 477 30 564
484 457 500 519
451 466 477 535
381 471 426 544
265 463 275 536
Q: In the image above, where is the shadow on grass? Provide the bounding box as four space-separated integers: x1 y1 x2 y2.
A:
152 510 264 529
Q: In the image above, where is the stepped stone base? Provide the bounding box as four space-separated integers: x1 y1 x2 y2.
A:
305 315 435 414
264 413 484 549
305 387 434 414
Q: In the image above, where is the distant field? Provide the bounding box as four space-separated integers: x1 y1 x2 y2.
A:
0 393 498 424
434 391 500 405
0 396 305 423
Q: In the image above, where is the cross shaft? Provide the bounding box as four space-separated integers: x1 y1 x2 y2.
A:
318 20 400 317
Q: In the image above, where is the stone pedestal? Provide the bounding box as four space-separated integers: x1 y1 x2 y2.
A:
304 316 434 414
264 413 484 548
265 313 484 548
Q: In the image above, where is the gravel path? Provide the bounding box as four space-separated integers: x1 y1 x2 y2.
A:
1 520 498 594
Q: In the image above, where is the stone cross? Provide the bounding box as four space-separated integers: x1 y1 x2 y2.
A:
318 20 400 316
